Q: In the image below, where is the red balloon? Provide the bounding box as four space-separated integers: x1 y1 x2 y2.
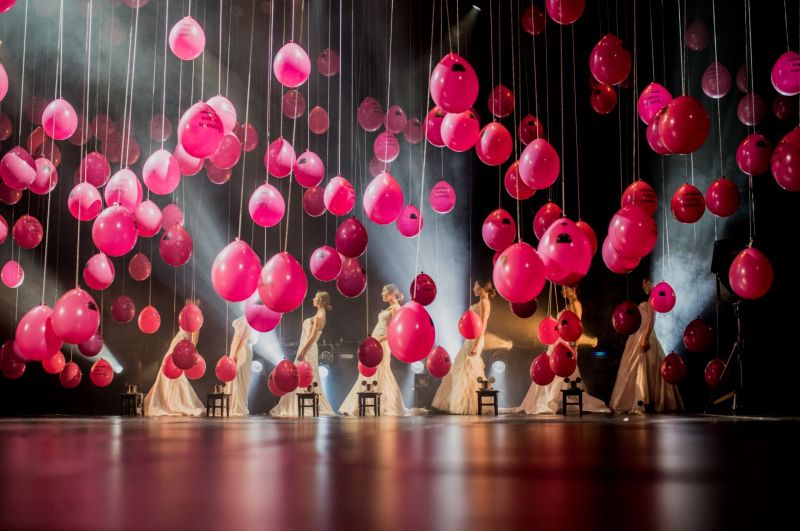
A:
556 310 583 342
504 161 536 200
608 206 658 259
274 359 299 393
138 305 161 334
128 252 152 282
705 358 725 388
335 217 368 258
530 353 556 385
537 217 593 285
323 176 356 216
186 356 206 380
245 299 282 332
622 180 658 216
248 183 285 228
384 104 408 134
546 0 585 25
475 122 513 166
374 131 400 162
303 185 326 217
771 141 800 192
0 146 36 190
359 362 378 377
683 318 713 353
736 133 772 176
701 62 732 99
178 102 223 158
358 97 384 132
78 333 104 357
440 110 480 152
13 214 43 249
575 221 598 256
1 341 25 377
89 359 114 387
519 139 560 190
773 94 798 121
293 150 325 188
212 239 261 302
705 178 740 217
296 360 313 388
15 305 62 361
612 301 642 335
358 337 383 368
646 107 672 155
215 356 238 383
518 114 546 145
533 202 562 240
282 89 306 119
424 106 446 147
487 85 515 118
234 122 259 152
59 362 82 389
482 209 517 252
264 137 296 177
426 346 452 378
728 247 773 300
549 342 577 377
268 371 287 396
522 5 546 36
92 205 138 257
649 281 676 313
309 245 342 282
659 96 710 154
601 237 640 274
670 183 705 223
458 309 482 340
410 273 437 306
162 354 183 380
685 20 710 52
637 82 673 124
179 302 204 332
387 302 436 363
336 257 367 298
111 295 136 323
396 204 423 238
83 252 115 290
511 299 538 318
258 252 307 313
42 351 66 374
590 84 618 114
493 242 547 303
31 157 58 195
589 34 631 86
429 53 479 114
51 288 100 344
429 180 456 214
736 92 766 126
159 225 193 267
660 352 687 384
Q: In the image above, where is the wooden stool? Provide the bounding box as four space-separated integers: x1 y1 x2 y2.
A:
357 381 381 416
120 392 143 416
561 377 584 416
206 384 231 417
297 382 320 417
476 376 499 416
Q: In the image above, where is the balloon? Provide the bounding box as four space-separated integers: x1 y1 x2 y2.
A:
549 342 577 377
258 252 307 313
589 34 631 85
12 214 43 249
171 340 198 370
728 247 773 300
429 53 479 113
0 341 24 377
493 242 547 303
67 183 102 221
440 110 480 152
88 359 113 387
317 48 340 76
162 354 183 379
336 257 367 298
773 94 798 121
138 305 161 334
357 97 384 132
324 176 356 216
705 358 726 388
0 181 22 205
533 202 562 240
90 113 116 138
488 85 514 118
458 309 482 340
293 150 325 188
309 245 342 282
612 301 642 335
403 117 423 144
249 183 285 227
770 51 800 96
781 127 800 148
482 209 517 252
705 178 740 217
519 139 560 190
575 221 598 256
660 353 687 384
649 281 676 313
387 302 436 363
591 84 618 114
205 162 232 184
429 180 456 213
265 137 296 178
373 131 400 162
659 96 710 154
169 16 205 60
30 157 58 194
538 217 593 285
426 346 452 378
111 295 136 323
174 143 203 176
637 82 672 123
601 237 640 274
701 62 732 99
178 302 203 333
1 260 23 288
336 217 368 258
537 316 560 345
384 104 408 134
475 122 513 166
211 240 261 302
149 114 173 142
0 215 7 244
410 273 437 306
545 0 585 25
518 114 546 145
186 356 206 380
622 180 658 216
104 168 142 211
296 360 313 388
274 359 300 392
267 372 286 395
207 95 237 134
15 305 62 361
608 206 658 259
0 146 36 190
424 106 446 147
159 225 193 267
504 161 536 200
358 337 383 368
234 122 259 152
736 133 772 176
142 149 180 195
646 107 672 155
511 299 538 318
396 204 423 238
161 203 184 230
178 102 224 158
216 356 238 382
83 252 115 290
42 351 66 374
59 362 82 389
208 133 241 170
359 362 378 377
273 42 311 87
682 318 713 353
363 172 404 224
736 92 765 126
78 333 103 357
530 353 555 385
685 20 709 51
134 200 162 237
245 299 282 332
671 183 705 223
0 113 12 141
0 60 7 100
556 310 583 342
41 98 78 140
772 141 800 192
303 185 326 217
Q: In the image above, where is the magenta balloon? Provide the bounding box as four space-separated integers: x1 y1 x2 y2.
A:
545 0 585 25
771 141 800 192
701 62 732 99
178 101 224 158
429 180 456 214
590 84 618 115
504 161 535 200
185 356 206 380
576 220 598 256
670 183 705 223
384 104 408 134
659 96 710 154
336 257 367 298
488 85 515 118
493 242 547 303
0 60 7 100
612 301 642 335
308 105 330 135
296 360 313 388
424 106 446 147
174 143 203 176
549 342 577 377
426 346 451 378
537 217 593 285
533 202 562 240
142 149 180 195
317 48 340 77
387 301 436 363
410 273 437 306
537 316 560 345
208 133 241 170
396 204 423 238
83 252 115 290
637 82 672 124
159 225 193 267
705 178 740 217
373 131 401 163
519 139 560 190
249 183 285 227
258 252 307 313
274 359 300 393
215 356 238 382
234 122 259 152
138 305 161 334
273 42 311 87
601 237 640 274
357 97 384 132
770 50 800 96
403 117 423 144
309 245 342 282
206 94 237 134
608 206 658 259
363 171 404 224
104 168 142 211
245 299 282 332
735 133 772 176
68 182 103 221
149 114 173 142
169 16 205 60
12 214 43 249
135 200 162 237
59 362 83 389
161 203 184 231
556 309 583 342
30 157 58 194
206 162 232 185
458 309 482 340
15 304 62 361
1 260 23 288
0 216 6 244
211 240 261 302
429 53 479 114
518 114 546 145
358 362 377 377
303 185 326 217
621 180 658 216
128 252 151 281
171 340 198 370
111 295 136 324
0 146 36 190
264 137 296 178
323 176 355 216
162 354 183 379
728 247 773 300
646 107 672 155
52 288 100 344
482 209 516 252
335 217 368 258
736 92 766 126
41 98 78 140
293 150 325 188
91 205 138 256
530 353 555 385
440 110 480 152
41 351 66 374
589 34 631 85
475 122 513 166
649 281 677 313
781 127 800 148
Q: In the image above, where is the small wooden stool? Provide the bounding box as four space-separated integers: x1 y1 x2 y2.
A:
476 376 499 416
357 381 381 416
120 387 143 417
561 377 584 416
297 382 320 417
206 384 231 417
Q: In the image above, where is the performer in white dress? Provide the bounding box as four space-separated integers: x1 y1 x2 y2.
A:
144 323 205 417
431 280 493 415
609 277 684 413
517 285 610 414
223 316 258 417
270 292 336 417
339 284 408 416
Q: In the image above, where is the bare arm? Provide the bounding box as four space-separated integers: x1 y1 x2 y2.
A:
471 299 491 355
298 318 320 361
572 300 583 320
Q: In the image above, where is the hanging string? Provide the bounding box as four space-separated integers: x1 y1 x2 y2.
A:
160 0 170 151
711 0 725 176
337 0 344 175
264 0 275 182
236 0 257 239
784 0 791 51
511 0 522 241
118 8 135 166
218 0 224 94
676 0 686 95
15 0 29 145
75 0 95 288
559 24 566 214
570 26 582 220
745 0 756 244
380 0 396 181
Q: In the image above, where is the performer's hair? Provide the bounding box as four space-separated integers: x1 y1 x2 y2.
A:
479 280 497 298
316 291 333 311
383 284 404 302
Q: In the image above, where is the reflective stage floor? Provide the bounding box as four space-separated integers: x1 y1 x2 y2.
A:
0 414 796 531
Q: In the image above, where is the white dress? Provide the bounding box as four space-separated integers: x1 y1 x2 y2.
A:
339 304 408 416
144 330 205 417
270 316 336 417
609 301 684 413
431 303 487 415
223 317 255 417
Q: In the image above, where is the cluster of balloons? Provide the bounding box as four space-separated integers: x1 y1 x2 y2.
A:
645 95 710 155
603 181 657 274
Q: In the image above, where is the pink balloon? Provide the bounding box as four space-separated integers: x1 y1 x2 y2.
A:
206 95 237 134
426 346 451 378
590 84 618 115
303 185 326 217
589 34 631 85
274 42 311 87
111 295 136 323
161 203 184 231
429 180 456 214
649 281 676 313
612 301 642 335
728 247 773 300
659 96 710 154
576 220 598 256
701 62 732 99
185 356 206 380
85 351 108 377
384 105 408 134
308 106 330 135
458 309 482 340
429 53 479 113
179 101 224 158
403 117 423 144
309 245 342 282
519 139 560 190
0 216 7 244
15 305 62 361
533 202 562 240
359 362 378 377
13 214 43 249
770 51 800 96
493 242 547 303
646 107 672 155
128 252 151 281
537 316 560 345
104 168 142 211
208 133 241 170
780 127 800 148
171 339 198 370
335 217 368 258
504 161 535 200
90 113 116 139
245 299 282 332
274 359 300 393
0 146 36 190
364 171 404 224
324 176 355 216
249 183 285 227
78 333 104 357
149 114 173 142
41 351 66 374
482 209 516 251
174 143 203 176
41 98 78 140
670 183 705 224
296 360 314 387
68 183 103 221
736 92 766 126
601 237 640 274
357 97 384 132
30 157 58 194
387 301 436 363
293 150 325 188
216 356 238 382
83 252 115 290
546 0 585 25
336 257 367 298
684 20 709 51
518 114 546 145
475 122 513 166
159 225 193 267
138 305 161 334
169 16 205 60
410 273 437 306
424 106 446 147
530 353 555 385
621 180 658 216
258 252 307 313
205 161 232 185
735 133 772 176
317 48 340 77
59 362 82 389
488 85 514 118
537 217 593 285
608 206 658 259
637 82 672 123
52 288 99 344
162 354 183 379
282 89 307 118
264 137 296 178
771 141 800 192
142 149 180 195
549 342 577 377
705 178 740 217
135 200 162 237
440 110 480 152
396 204 423 238
1 260 24 288
0 60 7 100
373 132 401 162
556 310 583 342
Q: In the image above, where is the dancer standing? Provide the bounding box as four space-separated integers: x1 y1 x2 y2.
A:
339 284 407 416
224 316 257 416
270 292 336 417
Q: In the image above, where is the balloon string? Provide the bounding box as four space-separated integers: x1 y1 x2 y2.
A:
676 0 686 95
218 0 223 94
118 9 134 166
16 0 29 145
236 0 256 240
511 0 521 241
631 0 639 182
559 23 566 215
76 0 95 289
125 4 141 166
570 26 582 220
200 2 207 101
103 1 116 151
745 0 756 243
784 0 790 51
147 2 159 158
648 0 656 81
711 0 725 175
531 3 540 130
160 0 169 151
444 0 453 53
265 0 274 182
380 0 395 181
337 0 344 175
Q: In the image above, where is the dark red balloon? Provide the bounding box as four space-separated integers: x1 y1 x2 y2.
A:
621 180 658 216
410 273 437 306
358 336 383 368
705 178 740 217
683 318 713 353
671 183 705 223
335 217 368 258
771 141 800 192
533 202 562 240
612 301 642 335
659 96 710 154
556 310 582 342
660 352 687 384
510 299 538 318
549 342 577 377
705 358 725 388
111 295 136 323
530 353 556 385
590 84 617 114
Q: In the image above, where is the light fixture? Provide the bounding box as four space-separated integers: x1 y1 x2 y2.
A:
471 5 481 11
319 366 330 379
411 361 425 374
491 360 506 373
251 360 263 373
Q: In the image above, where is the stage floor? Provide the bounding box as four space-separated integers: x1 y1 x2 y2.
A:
0 414 796 531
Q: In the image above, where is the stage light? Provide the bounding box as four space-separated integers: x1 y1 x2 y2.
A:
251 360 263 373
411 361 425 374
319 366 329 379
591 351 608 358
491 360 506 373
471 5 481 11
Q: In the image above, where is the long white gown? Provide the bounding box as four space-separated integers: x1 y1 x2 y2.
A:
609 301 684 413
431 303 487 415
270 316 336 417
223 317 255 417
339 304 408 416
144 330 205 417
